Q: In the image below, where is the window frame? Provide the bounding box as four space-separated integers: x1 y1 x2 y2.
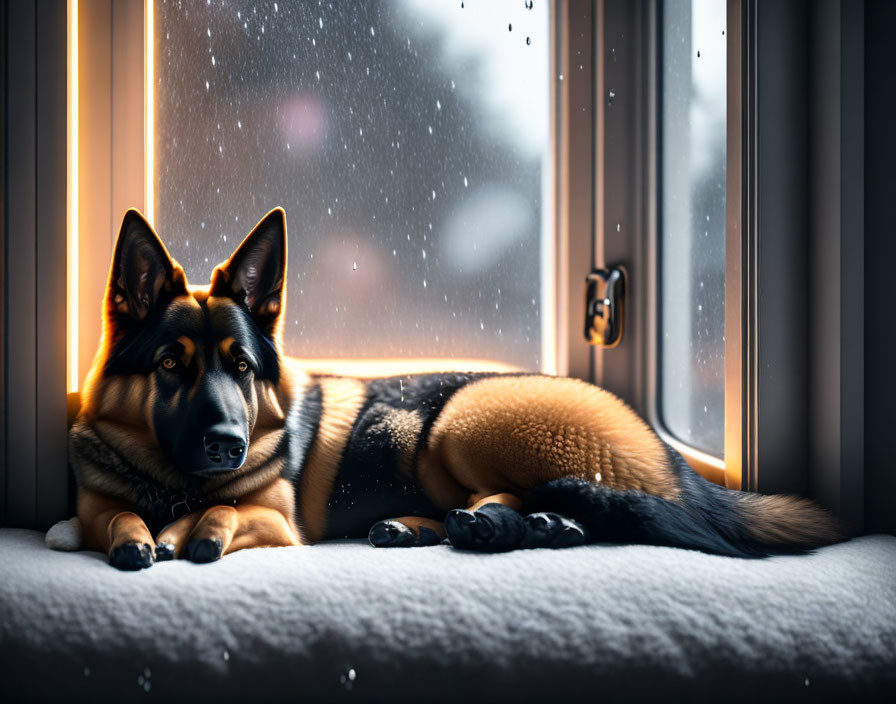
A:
592 0 734 487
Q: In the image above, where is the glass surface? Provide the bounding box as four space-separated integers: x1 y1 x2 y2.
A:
154 0 552 369
660 0 726 456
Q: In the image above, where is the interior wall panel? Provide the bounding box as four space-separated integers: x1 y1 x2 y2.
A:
5 0 38 527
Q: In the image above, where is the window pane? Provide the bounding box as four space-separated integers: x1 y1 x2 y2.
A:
660 0 726 456
154 0 552 370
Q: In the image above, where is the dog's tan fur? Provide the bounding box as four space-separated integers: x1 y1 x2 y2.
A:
420 375 678 509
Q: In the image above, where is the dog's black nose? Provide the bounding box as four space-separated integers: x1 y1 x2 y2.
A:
203 431 247 470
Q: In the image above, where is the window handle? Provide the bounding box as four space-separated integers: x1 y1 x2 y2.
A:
585 267 626 347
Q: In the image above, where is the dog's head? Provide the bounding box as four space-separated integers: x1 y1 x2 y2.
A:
84 208 287 478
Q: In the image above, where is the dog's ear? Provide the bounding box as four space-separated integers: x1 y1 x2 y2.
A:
106 209 187 328
211 207 287 339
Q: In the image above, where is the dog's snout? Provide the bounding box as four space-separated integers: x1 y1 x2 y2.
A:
203 429 247 470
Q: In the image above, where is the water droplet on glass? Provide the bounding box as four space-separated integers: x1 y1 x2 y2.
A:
463 176 468 187
508 23 512 32
423 279 427 288
319 17 323 29
205 80 210 91
607 89 616 106
237 120 242 129
526 37 531 45
451 80 456 90
353 261 357 271
616 223 621 232
697 50 701 58
428 125 433 135
559 74 564 81
595 472 601 482
431 189 436 200
706 214 710 221
804 678 810 687
223 649 230 661
421 249 427 260
370 26 375 37
436 99 442 111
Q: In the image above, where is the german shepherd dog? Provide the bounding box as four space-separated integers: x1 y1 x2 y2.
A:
70 208 844 570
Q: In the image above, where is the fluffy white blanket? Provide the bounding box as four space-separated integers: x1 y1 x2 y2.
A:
1 528 894 702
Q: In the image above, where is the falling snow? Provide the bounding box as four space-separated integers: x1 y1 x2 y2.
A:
153 1 550 368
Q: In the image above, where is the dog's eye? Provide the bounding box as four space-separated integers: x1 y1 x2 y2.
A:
160 355 178 370
237 359 249 374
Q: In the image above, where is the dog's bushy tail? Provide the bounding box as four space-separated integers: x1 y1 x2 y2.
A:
525 447 846 559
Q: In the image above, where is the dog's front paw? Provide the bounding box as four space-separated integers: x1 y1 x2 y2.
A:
154 542 176 561
184 538 223 563
109 542 154 570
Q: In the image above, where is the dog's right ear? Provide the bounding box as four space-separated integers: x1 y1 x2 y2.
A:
105 209 187 332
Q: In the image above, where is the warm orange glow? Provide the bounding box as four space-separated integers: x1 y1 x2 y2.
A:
144 0 154 223
67 0 79 393
288 358 523 379
664 432 727 486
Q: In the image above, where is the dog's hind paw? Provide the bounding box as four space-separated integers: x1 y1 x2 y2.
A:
184 538 223 563
445 503 526 552
521 512 588 549
369 521 443 547
369 520 417 547
109 542 154 570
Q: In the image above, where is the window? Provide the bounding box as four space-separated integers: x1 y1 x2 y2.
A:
152 0 554 370
659 0 727 458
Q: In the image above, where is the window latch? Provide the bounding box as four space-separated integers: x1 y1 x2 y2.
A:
585 267 626 347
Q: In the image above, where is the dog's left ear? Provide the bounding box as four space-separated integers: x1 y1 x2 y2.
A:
211 207 287 338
